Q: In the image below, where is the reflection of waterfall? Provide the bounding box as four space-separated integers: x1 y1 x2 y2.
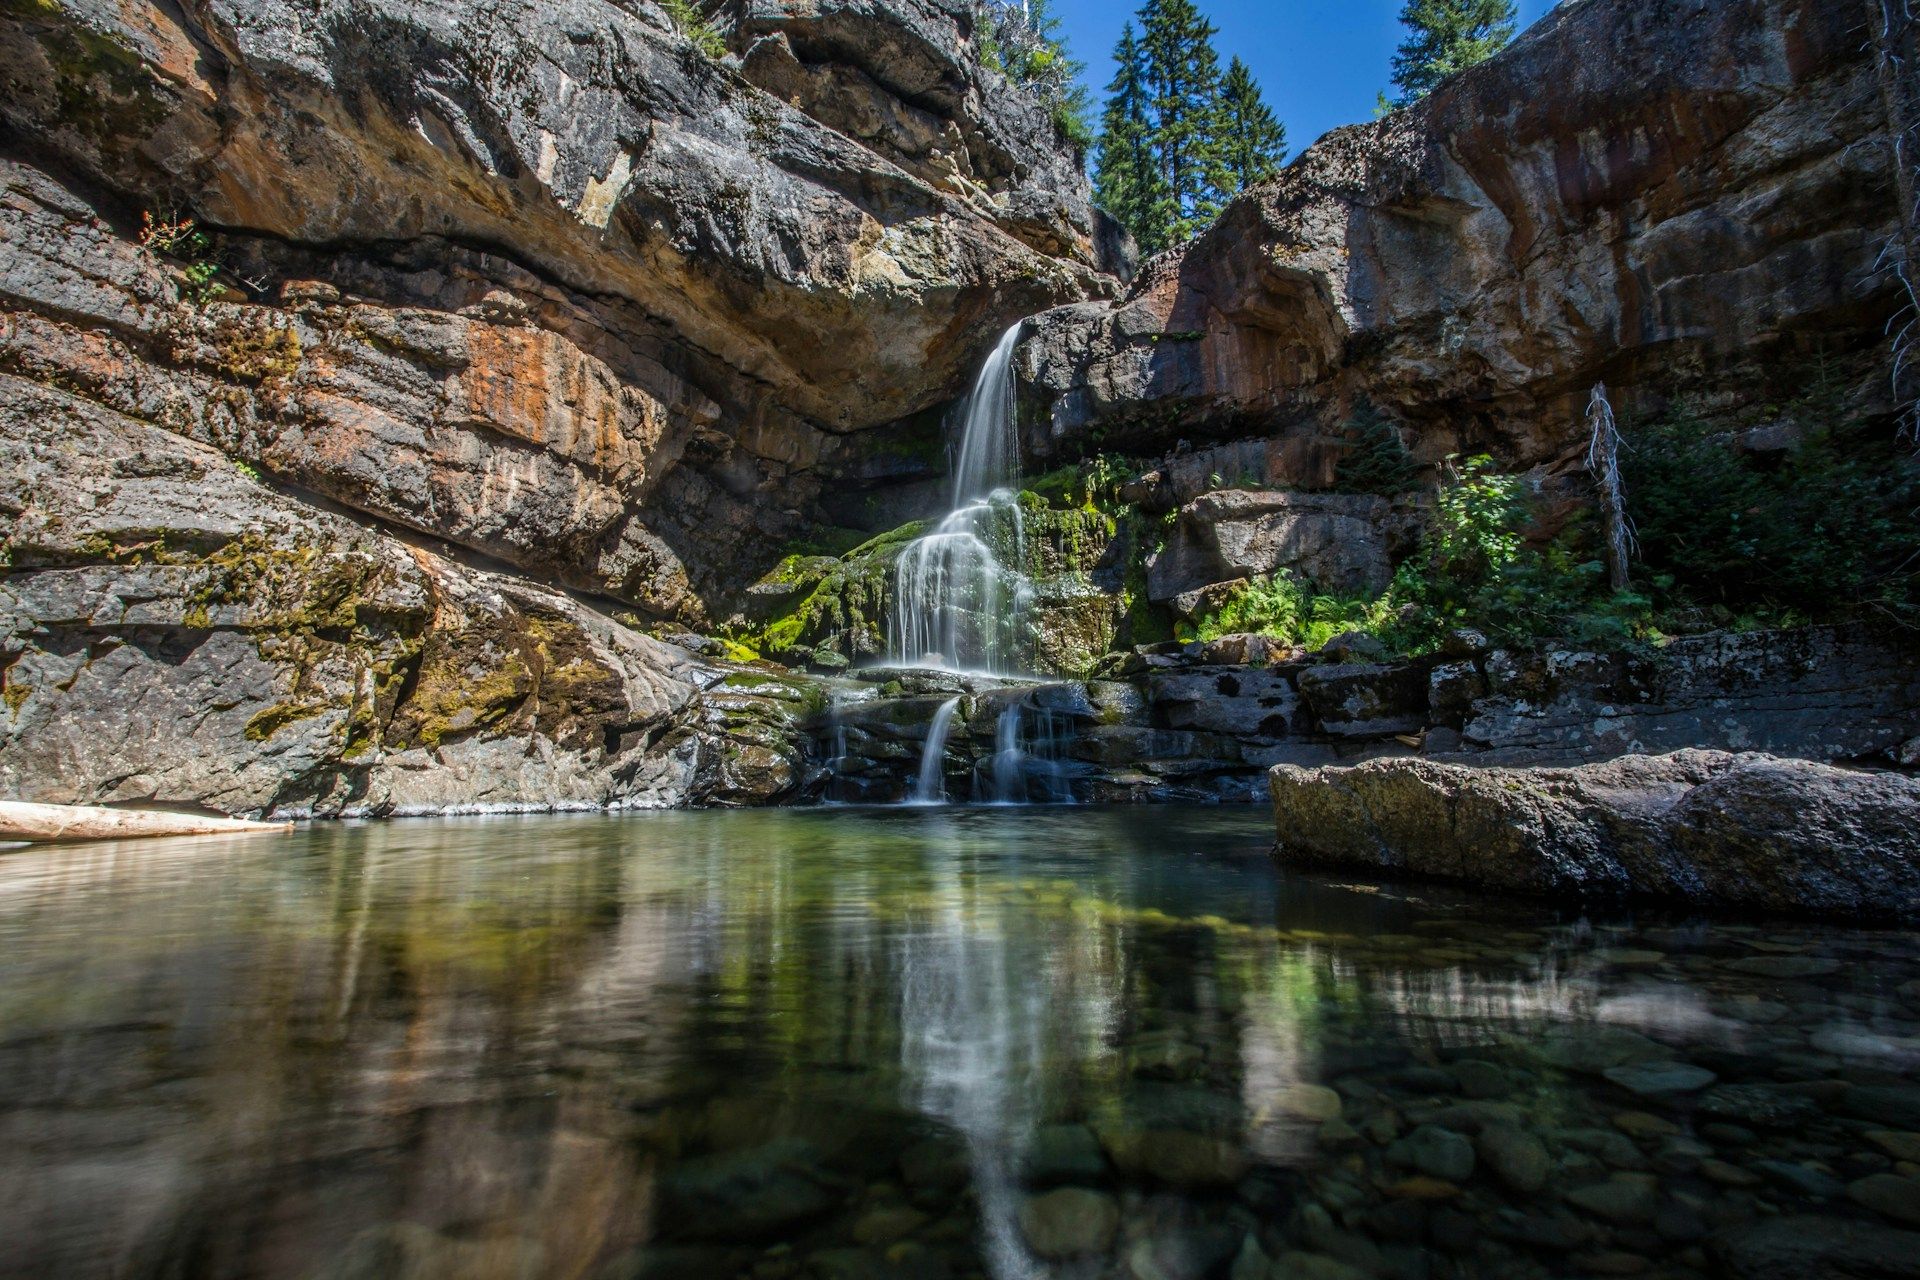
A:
897 843 1046 1280
890 325 1034 674
912 698 962 803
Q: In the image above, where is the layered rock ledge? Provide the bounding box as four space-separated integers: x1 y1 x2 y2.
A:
1270 751 1920 919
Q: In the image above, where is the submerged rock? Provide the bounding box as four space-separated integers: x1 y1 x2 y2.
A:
1270 751 1920 918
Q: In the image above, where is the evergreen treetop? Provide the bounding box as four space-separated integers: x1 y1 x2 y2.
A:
1386 0 1517 106
1217 56 1286 193
1093 0 1285 254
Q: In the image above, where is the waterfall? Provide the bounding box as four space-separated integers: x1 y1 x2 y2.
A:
911 697 962 803
889 324 1035 674
981 701 1077 805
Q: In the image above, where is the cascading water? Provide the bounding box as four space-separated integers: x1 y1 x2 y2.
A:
911 697 962 803
982 701 1077 805
890 325 1034 674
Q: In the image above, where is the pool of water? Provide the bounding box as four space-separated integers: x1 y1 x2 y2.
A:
2 806 1918 1280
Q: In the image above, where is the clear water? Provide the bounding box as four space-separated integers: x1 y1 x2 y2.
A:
3 808 1919 1280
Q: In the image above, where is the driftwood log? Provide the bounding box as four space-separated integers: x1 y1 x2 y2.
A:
0 801 291 844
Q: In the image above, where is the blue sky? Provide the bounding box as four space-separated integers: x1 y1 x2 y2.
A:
1051 0 1560 162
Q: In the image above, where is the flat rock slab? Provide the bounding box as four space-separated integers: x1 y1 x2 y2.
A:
1269 750 1920 919
0 801 291 843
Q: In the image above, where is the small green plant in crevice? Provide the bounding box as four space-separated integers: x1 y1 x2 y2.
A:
661 0 726 58
1185 572 1387 649
140 209 224 304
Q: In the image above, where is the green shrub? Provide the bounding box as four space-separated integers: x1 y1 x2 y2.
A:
661 0 725 57
1188 573 1387 649
1625 406 1920 626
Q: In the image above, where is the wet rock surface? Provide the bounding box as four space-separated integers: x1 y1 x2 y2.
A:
1271 750 1920 918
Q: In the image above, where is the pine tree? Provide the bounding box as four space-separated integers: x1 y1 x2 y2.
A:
1139 0 1228 242
1216 56 1285 193
1093 24 1174 251
1387 0 1517 105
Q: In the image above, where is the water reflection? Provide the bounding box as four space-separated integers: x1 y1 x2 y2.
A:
1 808 1917 1280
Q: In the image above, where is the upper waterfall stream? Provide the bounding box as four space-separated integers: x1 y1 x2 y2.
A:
889 324 1034 675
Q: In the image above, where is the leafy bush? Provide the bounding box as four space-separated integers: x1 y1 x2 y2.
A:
1625 405 1920 626
976 0 1093 154
1188 573 1387 649
1383 456 1649 651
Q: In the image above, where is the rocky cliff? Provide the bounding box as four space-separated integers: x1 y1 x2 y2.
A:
1 0 1913 818
1018 0 1908 481
0 0 1119 625
0 0 1116 815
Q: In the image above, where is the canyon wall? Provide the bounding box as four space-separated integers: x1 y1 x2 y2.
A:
0 0 1115 814
1 0 1912 815
1017 0 1907 483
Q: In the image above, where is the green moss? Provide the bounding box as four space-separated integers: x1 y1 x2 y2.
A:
243 700 329 742
3 682 31 716
213 319 302 384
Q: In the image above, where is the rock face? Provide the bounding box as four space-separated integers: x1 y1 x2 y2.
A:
1017 0 1906 472
1147 491 1418 610
1270 751 1920 918
0 0 1115 626
0 371 817 817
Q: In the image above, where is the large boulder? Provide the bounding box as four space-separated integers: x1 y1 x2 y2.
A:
1146 490 1412 605
1269 750 1920 918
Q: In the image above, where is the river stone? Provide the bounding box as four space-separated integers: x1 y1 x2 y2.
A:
1851 1175 1920 1227
1532 1029 1674 1075
1697 1084 1821 1128
850 1205 929 1245
1476 1124 1550 1193
1868 1132 1920 1163
1712 1216 1920 1279
1390 1125 1475 1181
1843 1087 1920 1132
1270 1252 1372 1280
1021 1124 1108 1185
1726 955 1842 979
1602 1062 1718 1097
658 1139 838 1240
1451 1060 1513 1100
1565 1175 1660 1225
1100 1128 1251 1187
1018 1187 1119 1258
1752 1160 1845 1200
1273 1083 1344 1122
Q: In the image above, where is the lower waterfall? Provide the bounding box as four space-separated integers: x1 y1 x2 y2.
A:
911 697 962 803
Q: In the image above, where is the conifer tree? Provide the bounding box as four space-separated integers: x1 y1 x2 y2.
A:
1386 0 1517 105
1216 56 1285 193
1139 0 1228 241
1093 24 1173 251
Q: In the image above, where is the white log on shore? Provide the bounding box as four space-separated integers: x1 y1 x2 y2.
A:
0 801 292 844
